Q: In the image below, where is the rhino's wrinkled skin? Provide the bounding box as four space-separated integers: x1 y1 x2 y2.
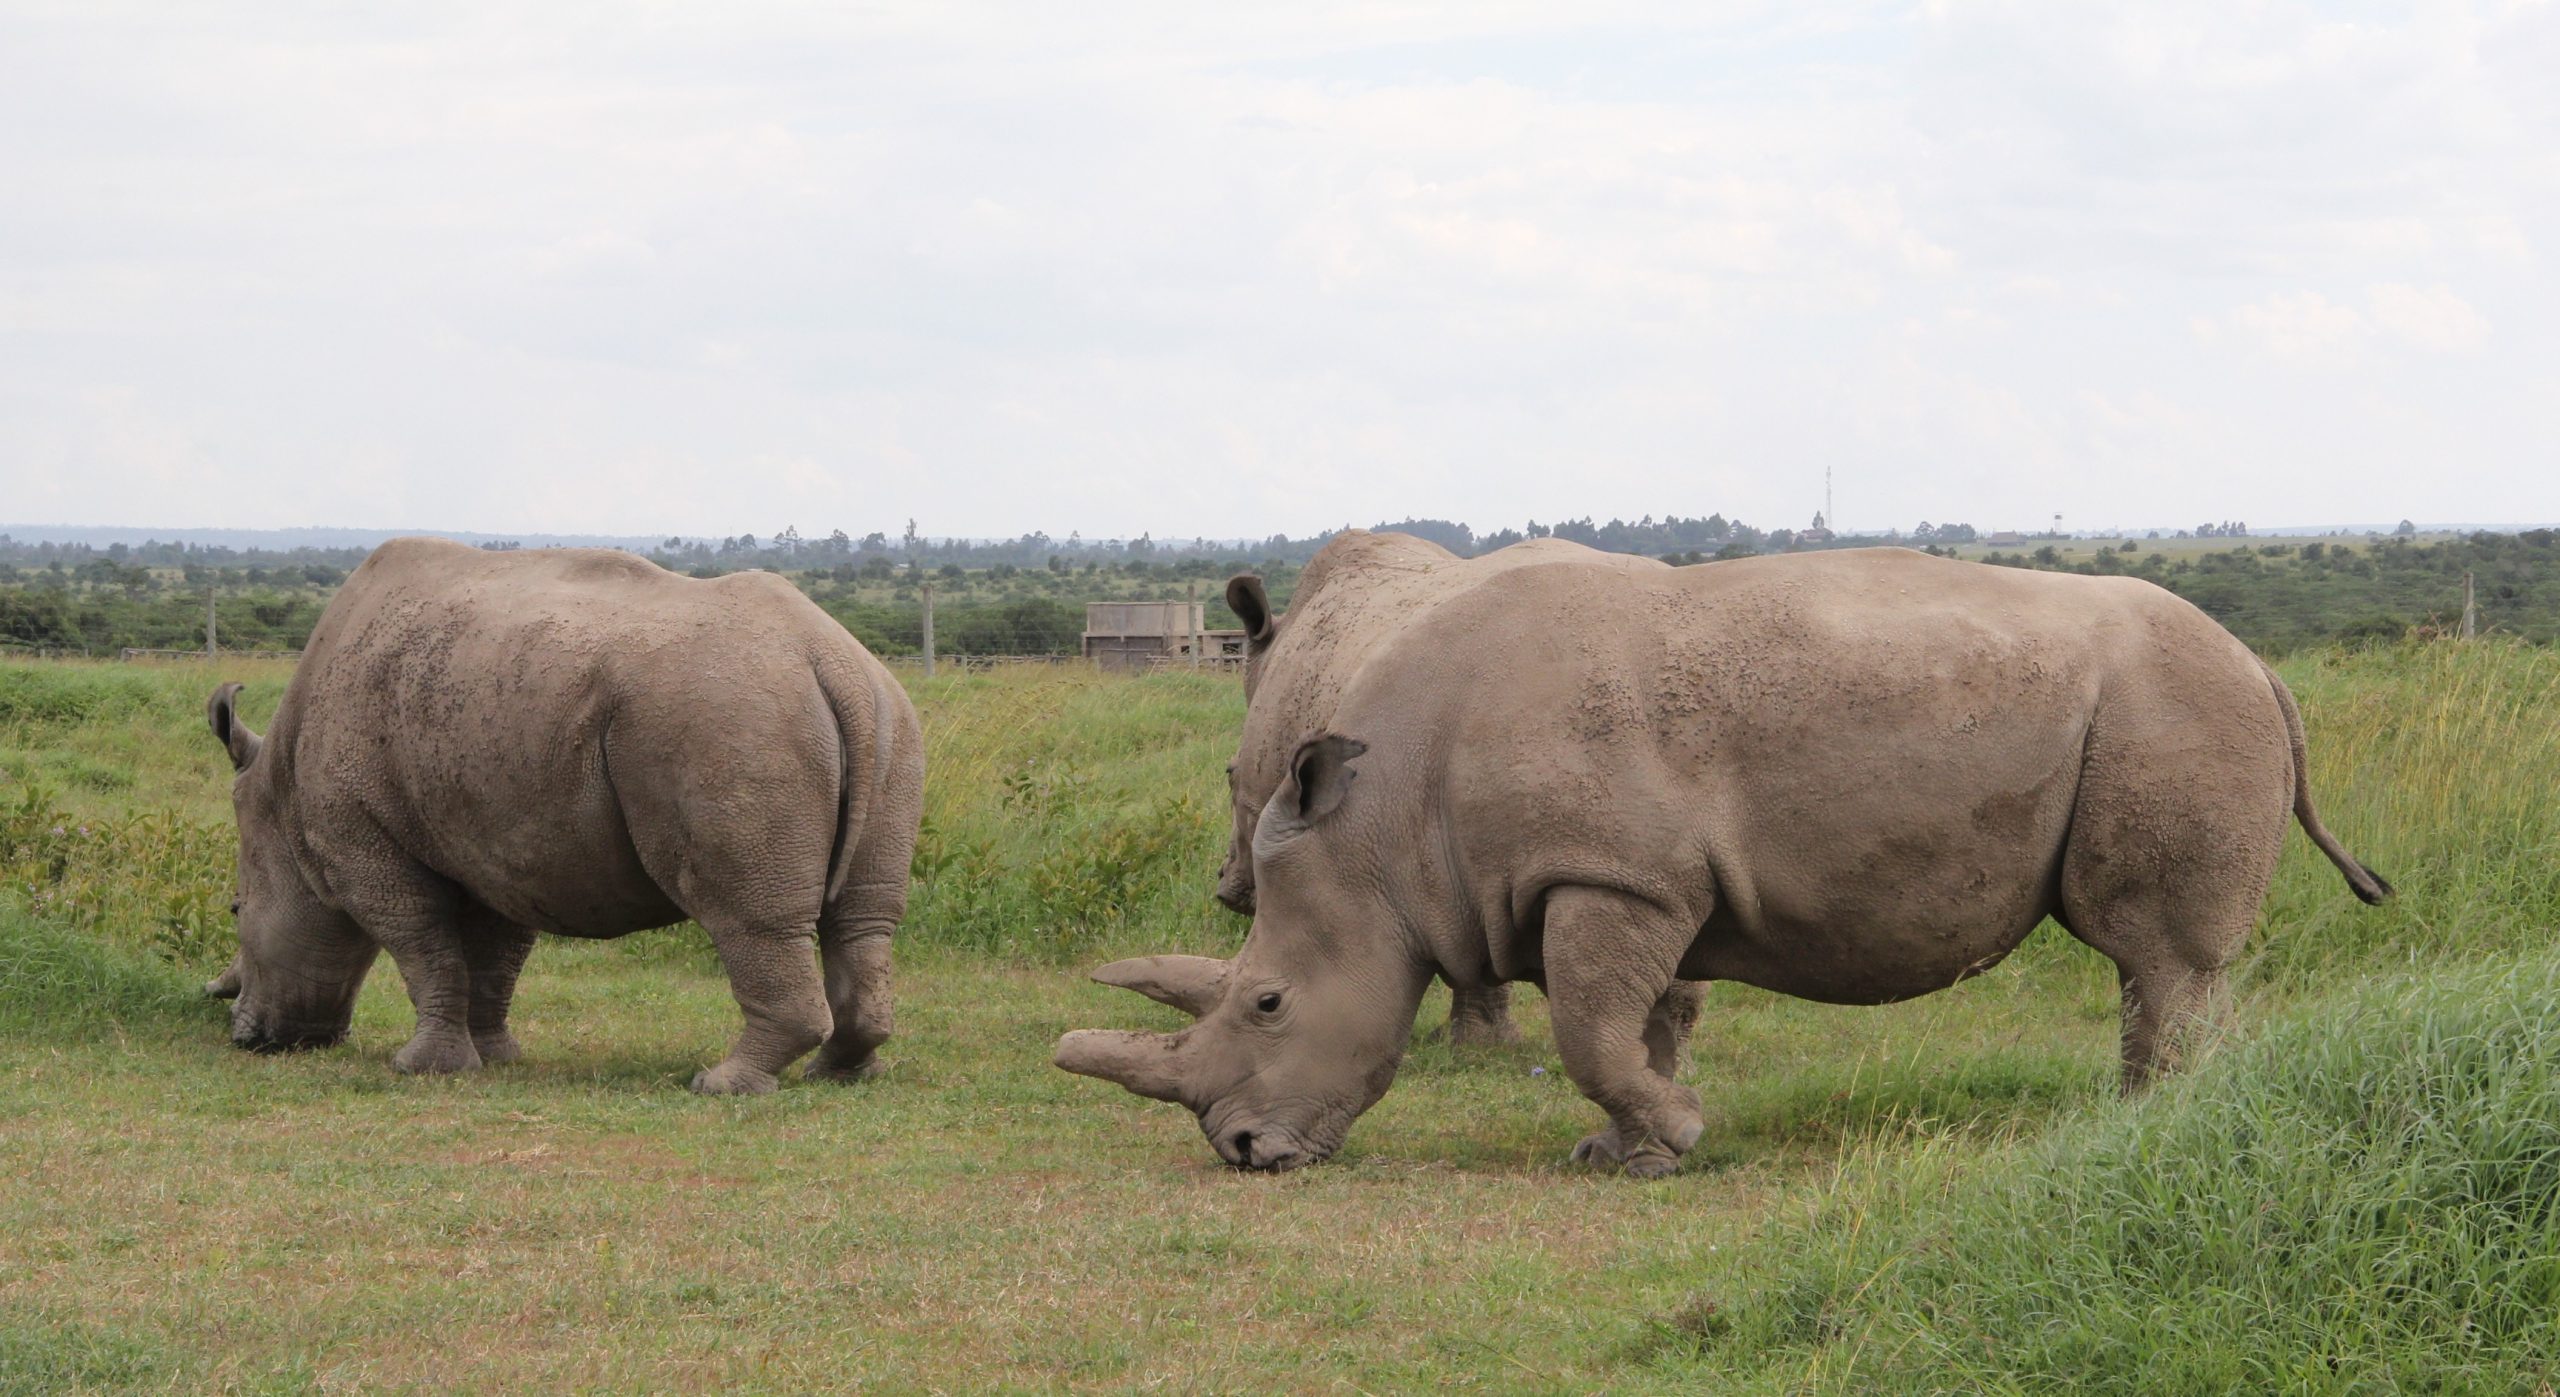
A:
1212 533 1628 1048
1060 539 2389 1175
208 537 923 1094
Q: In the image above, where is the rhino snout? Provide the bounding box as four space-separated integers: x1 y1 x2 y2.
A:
1212 1123 1315 1172
1214 863 1255 916
228 1007 348 1054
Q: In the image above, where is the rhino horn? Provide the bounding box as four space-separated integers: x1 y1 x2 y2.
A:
205 955 243 999
1054 1029 1189 1102
1090 954 1232 1018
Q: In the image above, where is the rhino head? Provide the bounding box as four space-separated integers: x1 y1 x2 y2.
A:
1057 733 1430 1170
1213 573 1284 916
206 683 379 1052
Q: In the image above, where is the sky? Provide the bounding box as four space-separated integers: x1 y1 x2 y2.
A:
1 1 2554 541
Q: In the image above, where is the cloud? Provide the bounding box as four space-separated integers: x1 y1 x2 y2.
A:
2367 283 2491 353
2217 291 2372 364
0 2 2552 537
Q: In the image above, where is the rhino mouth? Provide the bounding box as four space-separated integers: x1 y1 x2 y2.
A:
1205 1113 1333 1173
229 1013 349 1053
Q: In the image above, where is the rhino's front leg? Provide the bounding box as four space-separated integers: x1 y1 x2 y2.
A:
693 920 832 1096
1544 887 1706 1179
371 915 484 1077
460 916 538 1066
1568 979 1708 1168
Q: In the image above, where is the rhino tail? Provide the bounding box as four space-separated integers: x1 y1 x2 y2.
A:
2257 657 2393 906
812 651 898 913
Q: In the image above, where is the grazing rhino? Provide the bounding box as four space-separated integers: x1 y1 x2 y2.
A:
206 536 923 1094
1058 541 2388 1175
1209 533 1539 1047
1175 531 1703 1051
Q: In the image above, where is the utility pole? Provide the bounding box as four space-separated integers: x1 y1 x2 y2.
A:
1187 581 1201 669
2461 572 2477 640
206 588 217 660
920 582 936 678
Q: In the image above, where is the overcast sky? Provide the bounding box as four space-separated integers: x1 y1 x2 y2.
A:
2 2 2553 540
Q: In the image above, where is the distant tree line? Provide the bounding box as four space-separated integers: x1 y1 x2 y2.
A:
1960 529 2560 650
9 523 2554 657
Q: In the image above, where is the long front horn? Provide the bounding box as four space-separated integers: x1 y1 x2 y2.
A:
1090 954 1232 1018
1054 1029 1189 1103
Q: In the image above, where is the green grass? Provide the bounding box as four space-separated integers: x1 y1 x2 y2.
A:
0 646 2555 1390
1643 951 2560 1393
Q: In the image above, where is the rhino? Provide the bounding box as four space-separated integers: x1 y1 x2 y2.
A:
1057 540 2388 1175
1216 532 1527 1048
205 536 923 1094
1186 531 1700 1051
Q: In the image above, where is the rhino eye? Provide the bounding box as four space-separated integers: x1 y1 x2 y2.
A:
229 899 242 917
1255 991 1283 1014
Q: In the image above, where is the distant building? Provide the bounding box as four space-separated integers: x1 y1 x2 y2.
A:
1986 531 2026 547
1082 601 1246 672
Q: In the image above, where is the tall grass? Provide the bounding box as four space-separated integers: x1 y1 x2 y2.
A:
0 903 201 1035
1648 949 2560 1392
0 658 1248 970
2247 641 2560 992
1 643 2548 979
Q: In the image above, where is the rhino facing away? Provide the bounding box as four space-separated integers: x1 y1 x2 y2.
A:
1058 541 2388 1175
206 536 923 1094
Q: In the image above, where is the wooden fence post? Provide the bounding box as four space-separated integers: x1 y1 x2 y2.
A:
920 582 936 677
2461 571 2477 640
206 588 218 660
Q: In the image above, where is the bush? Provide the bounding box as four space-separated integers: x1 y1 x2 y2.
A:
0 784 234 969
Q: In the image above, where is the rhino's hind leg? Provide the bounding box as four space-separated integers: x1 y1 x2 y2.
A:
809 881 902 1083
460 913 538 1066
692 916 833 1096
1544 887 1708 1178
2057 692 2285 1094
810 779 916 1083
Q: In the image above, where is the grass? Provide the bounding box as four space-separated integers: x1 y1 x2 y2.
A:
1641 951 2560 1393
0 645 2555 1390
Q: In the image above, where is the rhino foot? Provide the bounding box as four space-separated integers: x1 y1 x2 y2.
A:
392 1035 483 1076
472 1032 524 1066
1622 1150 1682 1180
1569 1128 1626 1166
1570 1114 1701 1178
690 1061 781 1096
1446 1015 1526 1050
805 1052 885 1084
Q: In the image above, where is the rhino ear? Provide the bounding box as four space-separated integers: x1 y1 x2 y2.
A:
207 683 263 772
1226 574 1277 648
1266 733 1365 832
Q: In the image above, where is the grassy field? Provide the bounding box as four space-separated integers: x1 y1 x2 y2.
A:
2 646 2557 1391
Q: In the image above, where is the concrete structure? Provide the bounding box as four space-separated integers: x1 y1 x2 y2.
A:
1083 601 1246 672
